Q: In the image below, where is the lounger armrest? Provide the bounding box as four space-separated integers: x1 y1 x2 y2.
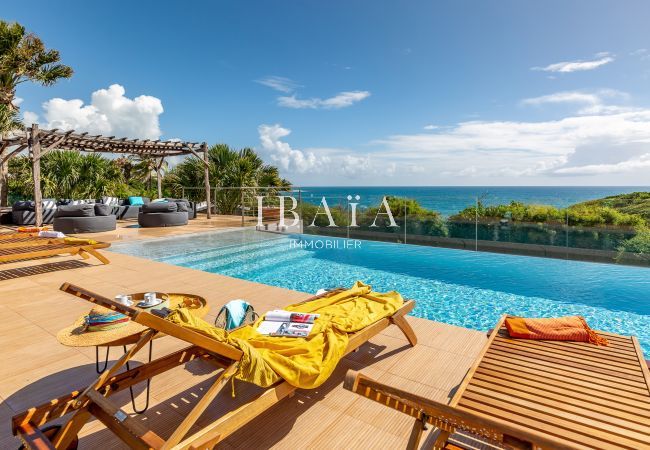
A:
60 282 139 317
344 370 579 450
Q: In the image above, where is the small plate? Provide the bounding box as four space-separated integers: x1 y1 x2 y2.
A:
137 298 163 308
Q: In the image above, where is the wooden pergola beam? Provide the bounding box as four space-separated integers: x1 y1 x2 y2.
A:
2 125 209 226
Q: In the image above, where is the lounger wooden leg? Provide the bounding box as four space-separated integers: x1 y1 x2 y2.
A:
407 414 427 450
51 330 157 449
392 315 417 346
177 381 297 450
162 362 239 449
77 249 90 260
83 247 110 264
432 430 451 449
51 408 92 449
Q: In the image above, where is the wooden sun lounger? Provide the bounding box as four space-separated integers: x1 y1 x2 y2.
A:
345 314 650 450
0 238 110 265
12 283 417 450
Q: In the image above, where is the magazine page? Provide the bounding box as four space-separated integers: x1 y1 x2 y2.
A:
265 310 320 324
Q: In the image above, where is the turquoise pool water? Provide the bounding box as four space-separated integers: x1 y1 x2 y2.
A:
111 229 650 355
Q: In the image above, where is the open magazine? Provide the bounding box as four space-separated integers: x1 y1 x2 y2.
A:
257 310 320 337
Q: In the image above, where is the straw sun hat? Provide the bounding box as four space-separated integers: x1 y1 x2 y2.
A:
56 293 208 347
57 306 147 347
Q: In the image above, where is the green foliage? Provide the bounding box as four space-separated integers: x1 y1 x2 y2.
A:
452 200 645 228
0 20 73 109
618 226 650 262
166 144 291 214
576 192 650 222
301 196 448 236
8 151 126 200
0 103 22 135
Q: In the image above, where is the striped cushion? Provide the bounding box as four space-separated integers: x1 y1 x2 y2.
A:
43 199 57 209
102 196 119 206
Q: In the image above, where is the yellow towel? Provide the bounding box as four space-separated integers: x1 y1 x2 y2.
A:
63 237 98 246
165 281 404 389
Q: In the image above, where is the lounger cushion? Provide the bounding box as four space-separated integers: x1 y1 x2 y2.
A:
94 203 112 216
141 202 178 213
138 211 188 227
175 201 189 212
56 204 96 218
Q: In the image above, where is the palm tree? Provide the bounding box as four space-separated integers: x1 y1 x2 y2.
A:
166 144 292 214
7 151 130 201
0 20 73 110
0 103 23 205
0 20 72 206
131 155 157 192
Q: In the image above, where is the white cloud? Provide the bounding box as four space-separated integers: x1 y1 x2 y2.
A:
532 53 614 73
373 109 650 178
256 75 370 110
423 124 438 130
522 91 603 107
258 124 329 173
277 90 371 109
35 84 163 139
11 97 23 107
341 154 372 176
255 76 300 93
22 111 39 125
521 89 632 114
555 153 650 175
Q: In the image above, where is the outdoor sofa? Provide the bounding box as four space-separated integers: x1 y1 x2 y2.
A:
53 204 117 234
138 200 189 227
11 199 57 225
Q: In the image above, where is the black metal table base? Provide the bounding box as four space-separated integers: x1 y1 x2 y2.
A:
94 341 153 414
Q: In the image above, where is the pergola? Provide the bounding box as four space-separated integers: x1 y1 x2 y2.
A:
0 124 212 226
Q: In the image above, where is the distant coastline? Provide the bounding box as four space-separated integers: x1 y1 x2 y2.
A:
293 186 650 216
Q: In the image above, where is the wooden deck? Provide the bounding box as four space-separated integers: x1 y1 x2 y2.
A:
0 226 487 449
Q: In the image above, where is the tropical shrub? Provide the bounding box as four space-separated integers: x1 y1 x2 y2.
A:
166 144 291 214
8 151 127 200
452 200 646 228
617 226 650 262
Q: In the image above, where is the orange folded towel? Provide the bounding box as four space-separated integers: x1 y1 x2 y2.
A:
504 316 608 346
17 226 50 233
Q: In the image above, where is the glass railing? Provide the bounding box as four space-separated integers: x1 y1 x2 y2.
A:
176 186 650 267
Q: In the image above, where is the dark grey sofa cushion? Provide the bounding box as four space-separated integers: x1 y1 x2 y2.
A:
13 201 36 211
175 201 189 212
11 209 56 225
56 204 96 218
138 211 188 228
94 203 112 216
54 215 116 234
142 202 177 214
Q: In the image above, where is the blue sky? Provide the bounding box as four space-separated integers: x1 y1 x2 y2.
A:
4 1 650 185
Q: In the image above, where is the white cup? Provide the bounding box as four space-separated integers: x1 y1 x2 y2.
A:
115 294 133 306
144 292 157 304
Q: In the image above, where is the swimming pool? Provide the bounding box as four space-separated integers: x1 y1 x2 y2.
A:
111 229 650 354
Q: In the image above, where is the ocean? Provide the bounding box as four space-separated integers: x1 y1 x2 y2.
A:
292 186 650 216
